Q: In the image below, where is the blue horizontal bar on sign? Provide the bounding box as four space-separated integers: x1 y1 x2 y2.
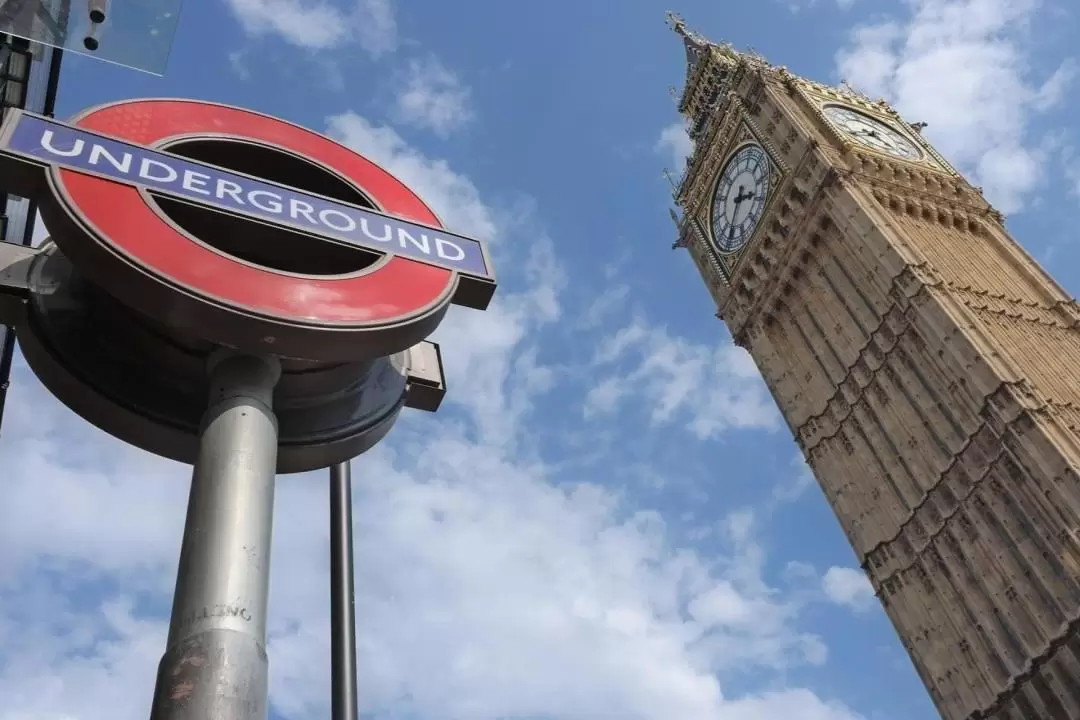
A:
4 114 491 279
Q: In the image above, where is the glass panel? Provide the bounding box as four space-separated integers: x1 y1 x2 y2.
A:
5 47 28 81
20 36 60 113
0 0 182 75
3 195 30 245
3 76 24 105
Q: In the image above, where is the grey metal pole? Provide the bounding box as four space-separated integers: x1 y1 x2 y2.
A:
330 460 359 720
150 351 282 720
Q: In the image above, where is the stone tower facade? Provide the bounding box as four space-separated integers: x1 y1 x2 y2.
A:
666 14 1080 720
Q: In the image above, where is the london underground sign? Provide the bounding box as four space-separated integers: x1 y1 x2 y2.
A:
15 115 491 275
0 99 495 361
0 97 496 472
0 98 495 720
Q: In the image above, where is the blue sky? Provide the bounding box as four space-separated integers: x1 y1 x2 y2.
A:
1 0 1078 718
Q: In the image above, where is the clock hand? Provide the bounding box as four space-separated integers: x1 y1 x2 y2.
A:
733 185 755 208
730 185 747 216
851 128 891 149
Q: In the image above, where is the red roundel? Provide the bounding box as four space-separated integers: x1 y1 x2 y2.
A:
57 99 456 330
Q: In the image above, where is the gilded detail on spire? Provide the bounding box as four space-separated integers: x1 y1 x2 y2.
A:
664 11 709 68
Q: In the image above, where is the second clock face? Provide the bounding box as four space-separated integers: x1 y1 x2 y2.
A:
710 143 770 254
823 105 922 161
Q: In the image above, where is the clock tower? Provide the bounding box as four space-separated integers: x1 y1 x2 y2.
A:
667 13 1080 720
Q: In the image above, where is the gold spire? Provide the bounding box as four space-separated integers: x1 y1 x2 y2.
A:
665 11 711 74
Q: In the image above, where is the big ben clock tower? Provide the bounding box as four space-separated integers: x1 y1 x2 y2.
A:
667 13 1080 720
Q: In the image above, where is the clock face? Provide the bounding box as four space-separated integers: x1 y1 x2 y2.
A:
710 144 770 254
823 105 922 161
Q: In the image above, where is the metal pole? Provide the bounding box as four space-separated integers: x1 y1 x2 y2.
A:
330 460 359 720
150 350 282 720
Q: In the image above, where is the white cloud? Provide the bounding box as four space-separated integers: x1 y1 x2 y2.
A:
586 318 780 439
836 0 1074 214
30 210 48 246
783 0 856 12
712 690 863 720
579 282 630 329
228 49 249 79
0 594 167 719
0 367 858 720
772 454 816 504
656 120 693 171
326 112 496 241
1066 153 1080 196
395 56 474 137
1032 58 1077 111
822 567 876 612
326 113 547 448
223 0 396 55
583 376 623 418
0 114 860 720
784 560 818 582
352 0 396 57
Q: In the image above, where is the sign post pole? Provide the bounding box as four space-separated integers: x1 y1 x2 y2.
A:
330 460 360 720
150 351 282 720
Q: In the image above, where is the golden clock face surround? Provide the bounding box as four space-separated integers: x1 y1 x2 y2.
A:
709 142 771 254
822 104 922 161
